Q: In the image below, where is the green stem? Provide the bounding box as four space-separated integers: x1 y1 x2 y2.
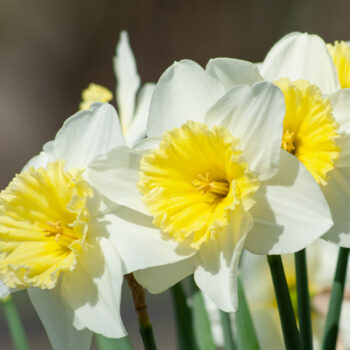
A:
321 247 350 350
139 324 157 350
295 249 313 350
95 334 133 350
267 255 301 350
235 275 260 350
190 277 215 350
1 295 29 350
219 310 236 350
170 282 197 350
124 274 157 350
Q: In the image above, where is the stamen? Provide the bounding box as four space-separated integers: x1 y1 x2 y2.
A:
281 129 296 154
193 173 230 196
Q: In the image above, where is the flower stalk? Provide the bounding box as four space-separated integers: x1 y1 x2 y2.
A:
267 255 302 350
321 247 350 350
1 295 29 350
295 249 313 350
124 273 157 350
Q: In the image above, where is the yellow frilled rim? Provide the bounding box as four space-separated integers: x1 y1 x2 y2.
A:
138 121 260 250
0 160 93 289
275 78 340 185
327 41 350 89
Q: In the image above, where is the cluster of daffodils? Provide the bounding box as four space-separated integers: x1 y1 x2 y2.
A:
1 31 350 350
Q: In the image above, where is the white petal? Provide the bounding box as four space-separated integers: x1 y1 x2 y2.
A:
61 237 126 338
0 281 11 298
87 146 148 215
327 89 350 167
28 284 93 350
99 208 195 273
205 81 285 180
322 167 350 247
260 32 340 93
245 150 333 254
113 31 140 130
194 210 253 312
54 103 125 169
125 83 155 149
133 136 161 151
206 58 263 90
147 60 225 137
134 256 196 294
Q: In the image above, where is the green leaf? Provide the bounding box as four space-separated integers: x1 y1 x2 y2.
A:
1 295 30 350
190 277 215 350
321 247 350 350
219 310 236 350
235 274 260 350
95 334 133 350
171 282 197 350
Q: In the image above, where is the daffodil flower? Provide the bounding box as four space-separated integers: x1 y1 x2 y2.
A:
89 60 333 311
0 103 160 350
80 31 155 148
206 32 350 248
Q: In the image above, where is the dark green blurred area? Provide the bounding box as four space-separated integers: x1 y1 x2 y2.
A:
0 0 350 348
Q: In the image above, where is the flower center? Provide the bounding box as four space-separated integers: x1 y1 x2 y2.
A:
281 129 296 154
275 78 340 185
327 41 350 89
0 160 93 289
138 121 260 250
193 173 230 196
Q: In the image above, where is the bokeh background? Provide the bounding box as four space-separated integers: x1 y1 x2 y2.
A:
1 0 350 348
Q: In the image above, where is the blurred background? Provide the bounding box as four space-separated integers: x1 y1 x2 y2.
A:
1 0 350 348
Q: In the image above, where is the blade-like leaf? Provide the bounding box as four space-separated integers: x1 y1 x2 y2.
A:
95 334 133 350
190 277 215 350
171 282 197 349
235 274 260 350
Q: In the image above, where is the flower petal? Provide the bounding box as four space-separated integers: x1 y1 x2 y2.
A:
245 150 333 254
327 89 350 167
206 58 263 90
194 209 253 312
205 81 285 180
126 83 155 148
87 146 148 215
147 60 225 137
54 103 125 169
0 282 10 298
322 167 350 247
28 284 93 350
61 237 126 338
260 32 340 93
134 256 196 294
100 208 195 273
113 31 140 131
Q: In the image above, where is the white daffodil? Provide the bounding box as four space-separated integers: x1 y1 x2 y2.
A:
0 103 161 350
88 59 333 312
80 31 155 149
206 32 350 248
